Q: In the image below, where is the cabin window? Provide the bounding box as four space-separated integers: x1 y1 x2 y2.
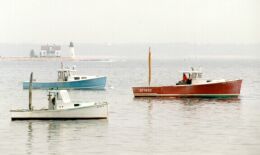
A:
81 77 87 79
58 72 63 78
198 73 202 78
74 77 80 80
192 73 197 79
57 93 62 100
74 104 80 107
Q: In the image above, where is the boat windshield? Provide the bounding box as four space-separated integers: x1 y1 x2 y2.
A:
57 68 77 81
191 72 202 79
176 71 203 85
57 70 68 81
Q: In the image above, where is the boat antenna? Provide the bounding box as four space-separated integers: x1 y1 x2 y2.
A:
148 47 152 86
29 72 33 111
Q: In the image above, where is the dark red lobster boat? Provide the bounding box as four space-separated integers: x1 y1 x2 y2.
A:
132 48 242 98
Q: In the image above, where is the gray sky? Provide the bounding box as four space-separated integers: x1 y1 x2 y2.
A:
0 0 259 44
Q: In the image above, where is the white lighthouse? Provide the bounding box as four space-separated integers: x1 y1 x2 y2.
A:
69 42 75 58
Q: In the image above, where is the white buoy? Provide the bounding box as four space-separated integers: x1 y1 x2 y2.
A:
69 42 75 58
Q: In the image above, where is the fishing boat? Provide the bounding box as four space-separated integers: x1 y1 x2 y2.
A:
12 73 108 120
23 65 106 90
132 48 242 98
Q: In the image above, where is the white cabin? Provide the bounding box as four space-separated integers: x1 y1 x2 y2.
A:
177 68 204 85
57 66 97 82
48 90 74 110
177 68 226 85
57 67 77 81
182 70 204 84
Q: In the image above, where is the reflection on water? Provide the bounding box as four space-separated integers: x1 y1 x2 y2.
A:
21 120 108 154
27 122 33 155
134 97 241 106
133 96 243 153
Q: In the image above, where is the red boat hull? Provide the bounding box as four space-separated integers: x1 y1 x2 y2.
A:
132 80 242 97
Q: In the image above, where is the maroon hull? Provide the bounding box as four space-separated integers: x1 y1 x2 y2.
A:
132 80 242 97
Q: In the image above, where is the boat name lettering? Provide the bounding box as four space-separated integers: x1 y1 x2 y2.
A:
95 102 105 108
140 88 152 92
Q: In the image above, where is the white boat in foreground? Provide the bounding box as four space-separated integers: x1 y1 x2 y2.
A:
11 73 108 120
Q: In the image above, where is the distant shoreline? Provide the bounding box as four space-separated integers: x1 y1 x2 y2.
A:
0 56 111 62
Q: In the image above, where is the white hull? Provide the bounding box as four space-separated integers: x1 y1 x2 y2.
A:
11 102 108 120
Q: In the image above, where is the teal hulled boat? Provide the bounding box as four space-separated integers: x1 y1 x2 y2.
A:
23 66 106 90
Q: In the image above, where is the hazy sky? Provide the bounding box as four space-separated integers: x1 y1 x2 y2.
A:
0 0 259 44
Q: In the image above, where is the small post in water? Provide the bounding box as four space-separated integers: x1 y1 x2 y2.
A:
29 72 33 111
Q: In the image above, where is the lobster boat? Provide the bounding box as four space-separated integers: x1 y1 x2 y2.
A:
23 65 106 90
132 48 242 98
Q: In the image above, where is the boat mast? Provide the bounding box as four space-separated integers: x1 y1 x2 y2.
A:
29 72 33 110
148 47 151 86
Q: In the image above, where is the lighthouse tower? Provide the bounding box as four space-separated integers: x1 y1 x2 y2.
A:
69 42 75 58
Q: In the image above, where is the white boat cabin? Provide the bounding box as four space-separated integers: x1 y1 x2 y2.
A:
177 68 204 85
48 90 74 110
176 68 226 85
57 66 95 82
47 90 103 111
57 68 76 81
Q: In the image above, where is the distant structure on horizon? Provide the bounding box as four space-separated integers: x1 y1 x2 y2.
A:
28 42 77 58
29 49 37 57
69 41 76 58
40 44 61 57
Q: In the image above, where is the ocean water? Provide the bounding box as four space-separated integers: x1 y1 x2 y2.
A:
0 58 260 154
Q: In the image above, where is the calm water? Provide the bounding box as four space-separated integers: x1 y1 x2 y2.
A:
0 58 260 154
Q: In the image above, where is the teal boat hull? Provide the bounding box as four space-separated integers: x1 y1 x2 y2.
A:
23 76 106 90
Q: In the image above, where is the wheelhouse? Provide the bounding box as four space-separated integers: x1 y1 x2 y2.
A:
177 69 203 85
57 68 76 81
